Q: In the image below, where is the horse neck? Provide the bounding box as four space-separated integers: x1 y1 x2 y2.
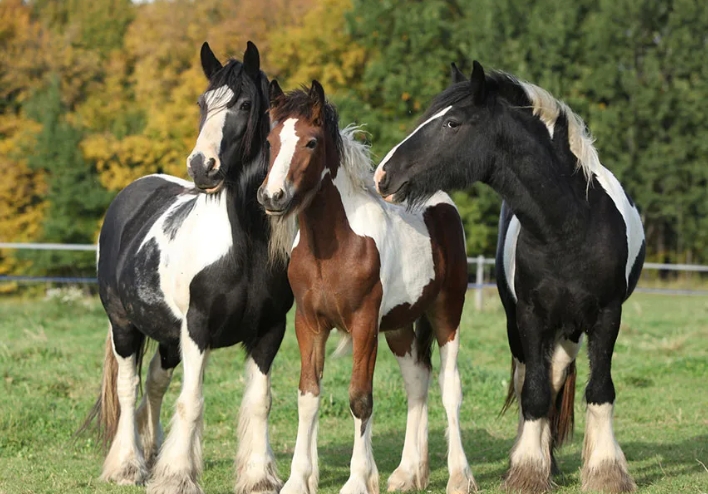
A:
295 147 352 256
487 139 589 244
224 151 270 247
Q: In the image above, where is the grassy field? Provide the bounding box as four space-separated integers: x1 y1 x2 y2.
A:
0 291 706 493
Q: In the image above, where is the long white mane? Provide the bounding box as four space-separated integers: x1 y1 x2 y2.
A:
511 76 602 183
338 125 377 193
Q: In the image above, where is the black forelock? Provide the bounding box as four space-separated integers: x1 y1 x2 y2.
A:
270 87 343 156
206 58 269 161
419 70 536 123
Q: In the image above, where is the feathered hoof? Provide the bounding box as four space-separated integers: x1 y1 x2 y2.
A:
447 467 478 494
147 471 204 494
100 457 148 486
340 473 380 494
503 461 552 494
281 476 316 494
582 460 636 493
234 472 283 494
386 462 429 492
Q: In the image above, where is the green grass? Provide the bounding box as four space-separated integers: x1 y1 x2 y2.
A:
1 291 707 493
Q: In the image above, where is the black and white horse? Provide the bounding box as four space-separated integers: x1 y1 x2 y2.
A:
82 42 294 494
374 62 645 493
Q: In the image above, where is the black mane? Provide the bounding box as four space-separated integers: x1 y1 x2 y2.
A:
421 71 537 122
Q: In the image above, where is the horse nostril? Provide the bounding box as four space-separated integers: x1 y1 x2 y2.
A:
206 158 216 174
273 189 284 202
257 186 266 205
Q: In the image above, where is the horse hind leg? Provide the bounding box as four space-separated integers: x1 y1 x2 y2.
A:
101 322 149 485
384 324 431 492
582 306 636 493
234 322 287 494
136 343 178 468
433 316 477 494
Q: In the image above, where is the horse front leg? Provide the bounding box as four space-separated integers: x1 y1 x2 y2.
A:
234 320 287 494
435 324 476 494
136 343 179 468
503 307 553 494
148 318 209 494
341 315 379 494
385 325 431 492
281 310 330 494
582 305 636 493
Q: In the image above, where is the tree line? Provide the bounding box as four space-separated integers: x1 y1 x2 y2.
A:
1 0 706 286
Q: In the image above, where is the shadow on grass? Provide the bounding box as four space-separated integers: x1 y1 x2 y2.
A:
204 432 708 493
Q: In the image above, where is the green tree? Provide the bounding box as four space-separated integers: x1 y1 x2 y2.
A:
23 76 110 275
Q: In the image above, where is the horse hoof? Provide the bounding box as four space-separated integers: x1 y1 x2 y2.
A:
503 461 552 494
147 472 204 494
281 478 315 494
341 475 379 494
235 474 283 494
447 466 478 493
100 457 148 485
582 460 636 493
386 463 428 491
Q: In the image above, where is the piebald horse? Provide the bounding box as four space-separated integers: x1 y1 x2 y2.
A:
257 80 476 494
81 42 294 494
375 62 645 493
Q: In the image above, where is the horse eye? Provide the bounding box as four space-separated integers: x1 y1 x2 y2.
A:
445 120 460 129
265 140 271 149
306 139 317 149
240 101 252 111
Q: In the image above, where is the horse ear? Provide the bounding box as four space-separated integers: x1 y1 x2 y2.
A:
243 41 261 80
451 62 466 84
269 79 284 106
200 42 222 80
309 80 326 124
470 60 487 104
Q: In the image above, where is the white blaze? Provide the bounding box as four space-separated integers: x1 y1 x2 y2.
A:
264 118 299 195
187 87 235 172
375 105 452 176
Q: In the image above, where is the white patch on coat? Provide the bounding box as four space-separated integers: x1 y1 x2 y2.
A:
550 336 582 394
331 131 460 323
376 105 453 173
592 166 645 286
137 190 233 319
264 118 298 195
187 86 235 173
341 415 379 494
235 357 280 494
583 403 627 467
281 392 320 494
502 215 521 302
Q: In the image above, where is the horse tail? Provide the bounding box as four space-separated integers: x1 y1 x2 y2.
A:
77 325 143 449
550 360 576 447
500 356 517 416
415 315 434 368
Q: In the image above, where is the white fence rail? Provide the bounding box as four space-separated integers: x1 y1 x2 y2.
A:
2 243 707 308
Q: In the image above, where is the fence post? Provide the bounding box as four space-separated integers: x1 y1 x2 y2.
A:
475 255 484 311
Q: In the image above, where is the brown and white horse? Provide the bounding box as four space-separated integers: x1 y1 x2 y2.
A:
257 80 476 494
